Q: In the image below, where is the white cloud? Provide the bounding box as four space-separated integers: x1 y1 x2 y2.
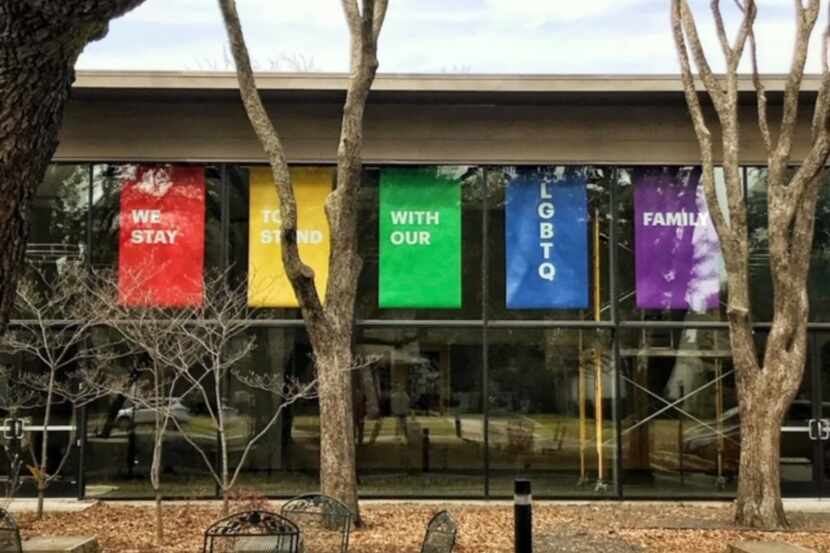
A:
79 0 828 74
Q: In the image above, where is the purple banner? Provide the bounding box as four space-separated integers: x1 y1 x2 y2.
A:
634 168 721 311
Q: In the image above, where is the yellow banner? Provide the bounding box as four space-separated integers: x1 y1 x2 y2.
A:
248 166 333 307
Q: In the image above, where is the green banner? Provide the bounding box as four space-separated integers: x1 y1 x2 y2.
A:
379 167 462 308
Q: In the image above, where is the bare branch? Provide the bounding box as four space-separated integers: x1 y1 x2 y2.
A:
217 0 324 321
711 0 733 58
372 0 389 42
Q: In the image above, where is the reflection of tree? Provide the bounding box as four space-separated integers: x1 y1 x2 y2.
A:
30 165 88 251
747 168 830 321
90 164 223 269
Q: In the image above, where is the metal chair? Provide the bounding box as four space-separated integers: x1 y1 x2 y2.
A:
0 509 22 553
280 494 352 553
203 510 301 553
420 511 457 553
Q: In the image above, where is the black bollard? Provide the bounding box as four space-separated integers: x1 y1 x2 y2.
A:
514 479 532 553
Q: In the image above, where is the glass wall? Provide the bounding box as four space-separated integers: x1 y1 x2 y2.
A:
10 161 823 500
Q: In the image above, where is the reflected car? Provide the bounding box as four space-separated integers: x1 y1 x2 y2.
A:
115 398 193 430
683 400 824 472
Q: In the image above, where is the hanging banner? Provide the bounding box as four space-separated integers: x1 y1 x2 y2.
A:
634 167 721 310
505 168 590 309
118 165 206 307
379 167 462 308
248 166 332 307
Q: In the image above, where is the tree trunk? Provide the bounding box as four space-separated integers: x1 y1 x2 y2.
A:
314 336 360 523
0 41 74 334
154 489 163 545
0 1 146 334
735 405 786 528
36 485 45 519
731 297 807 529
150 425 164 544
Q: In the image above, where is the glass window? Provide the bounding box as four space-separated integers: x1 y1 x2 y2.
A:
27 164 89 266
747 167 774 322
486 166 611 321
83 343 217 499
226 328 319 495
747 166 830 323
487 328 616 497
353 327 484 496
620 328 737 497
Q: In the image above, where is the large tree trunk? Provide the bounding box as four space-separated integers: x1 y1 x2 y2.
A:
0 0 146 334
218 0 388 525
671 0 830 530
0 27 76 335
313 335 359 521
734 392 787 528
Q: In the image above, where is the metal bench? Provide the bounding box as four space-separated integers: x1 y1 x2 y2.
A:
0 509 21 553
202 511 300 553
420 511 457 553
280 494 352 553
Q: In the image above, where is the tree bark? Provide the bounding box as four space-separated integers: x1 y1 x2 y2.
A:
0 0 145 335
218 0 388 524
734 378 789 528
312 333 359 520
671 0 830 529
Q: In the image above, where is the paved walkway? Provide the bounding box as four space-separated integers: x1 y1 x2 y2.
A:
7 496 830 514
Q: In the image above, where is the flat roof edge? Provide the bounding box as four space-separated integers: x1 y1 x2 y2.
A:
72 70 823 93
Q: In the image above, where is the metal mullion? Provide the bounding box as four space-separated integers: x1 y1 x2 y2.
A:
487 320 615 329
220 164 231 273
356 319 485 328
811 333 824 497
610 168 623 499
80 163 94 499
482 166 490 499
619 320 730 330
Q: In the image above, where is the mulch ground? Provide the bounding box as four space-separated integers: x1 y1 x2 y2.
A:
14 502 830 553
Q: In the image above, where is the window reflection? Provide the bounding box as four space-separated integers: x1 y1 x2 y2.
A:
353 328 484 496
621 328 737 497
488 328 615 496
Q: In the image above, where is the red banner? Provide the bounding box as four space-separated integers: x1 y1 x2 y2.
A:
117 166 206 306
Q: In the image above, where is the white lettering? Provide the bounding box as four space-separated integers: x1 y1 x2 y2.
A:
129 229 179 245
262 209 281 225
540 242 553 259
390 210 441 225
296 230 323 244
540 182 553 199
539 263 556 282
540 222 554 240
642 211 710 227
131 209 161 224
390 230 431 246
538 202 555 219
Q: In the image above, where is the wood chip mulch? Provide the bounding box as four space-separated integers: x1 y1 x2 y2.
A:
13 502 830 552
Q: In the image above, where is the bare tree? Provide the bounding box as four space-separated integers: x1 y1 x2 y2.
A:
218 0 389 520
0 0 146 337
164 273 317 516
84 270 202 546
671 1 830 528
0 364 45 505
0 263 115 518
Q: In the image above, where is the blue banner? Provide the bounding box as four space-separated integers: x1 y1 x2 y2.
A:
505 168 590 309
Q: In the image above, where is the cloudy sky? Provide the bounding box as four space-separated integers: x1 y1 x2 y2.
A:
78 1 826 73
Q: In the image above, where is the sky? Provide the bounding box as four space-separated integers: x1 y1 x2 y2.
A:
77 0 827 74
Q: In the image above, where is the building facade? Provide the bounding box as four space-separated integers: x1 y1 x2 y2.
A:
8 72 830 500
